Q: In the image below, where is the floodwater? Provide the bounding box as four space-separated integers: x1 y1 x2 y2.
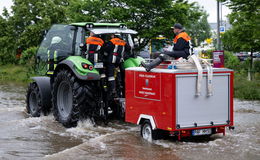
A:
0 83 259 160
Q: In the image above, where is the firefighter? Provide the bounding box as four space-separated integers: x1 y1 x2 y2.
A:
85 32 104 64
141 23 193 72
104 34 130 94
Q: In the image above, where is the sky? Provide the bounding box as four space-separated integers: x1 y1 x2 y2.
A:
189 0 231 23
0 0 231 23
0 0 12 15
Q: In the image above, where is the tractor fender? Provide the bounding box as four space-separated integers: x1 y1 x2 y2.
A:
123 56 145 69
56 60 100 81
31 77 52 109
137 114 157 130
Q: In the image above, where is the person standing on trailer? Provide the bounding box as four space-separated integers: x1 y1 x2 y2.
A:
104 34 130 95
85 32 104 64
141 23 193 72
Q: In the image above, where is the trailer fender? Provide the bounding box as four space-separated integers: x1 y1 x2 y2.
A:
137 114 156 130
31 77 52 109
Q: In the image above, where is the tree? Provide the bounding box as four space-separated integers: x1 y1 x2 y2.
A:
10 0 69 48
220 0 260 80
0 0 69 64
0 8 17 64
220 0 260 52
67 0 203 49
0 0 207 64
186 12 211 47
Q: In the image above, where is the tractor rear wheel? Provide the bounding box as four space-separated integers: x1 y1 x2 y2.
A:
26 82 42 117
52 69 96 127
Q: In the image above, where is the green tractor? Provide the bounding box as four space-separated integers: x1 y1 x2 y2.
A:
26 22 144 127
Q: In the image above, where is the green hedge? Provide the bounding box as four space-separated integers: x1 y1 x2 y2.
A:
234 72 260 100
224 51 240 70
19 46 38 65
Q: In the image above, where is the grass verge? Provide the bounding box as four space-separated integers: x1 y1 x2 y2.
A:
0 64 34 85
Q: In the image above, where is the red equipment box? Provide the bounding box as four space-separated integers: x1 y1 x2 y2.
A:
125 67 234 139
213 50 225 68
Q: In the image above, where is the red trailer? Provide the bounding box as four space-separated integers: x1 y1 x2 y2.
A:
125 65 234 140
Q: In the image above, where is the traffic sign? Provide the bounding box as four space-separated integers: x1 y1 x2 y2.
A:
220 26 225 33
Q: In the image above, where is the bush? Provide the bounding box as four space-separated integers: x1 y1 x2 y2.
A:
17 46 38 79
200 49 214 59
19 46 38 65
234 72 260 100
253 60 260 73
224 51 240 70
0 36 17 64
0 50 16 65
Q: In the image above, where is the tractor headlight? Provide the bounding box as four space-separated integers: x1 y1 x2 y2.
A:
119 24 126 29
86 24 94 28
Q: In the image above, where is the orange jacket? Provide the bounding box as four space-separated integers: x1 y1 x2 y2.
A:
86 36 104 46
110 38 126 46
173 32 191 43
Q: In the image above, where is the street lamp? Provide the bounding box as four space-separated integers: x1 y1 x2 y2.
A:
217 0 221 50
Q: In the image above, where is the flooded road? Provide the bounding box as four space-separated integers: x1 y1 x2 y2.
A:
0 83 259 160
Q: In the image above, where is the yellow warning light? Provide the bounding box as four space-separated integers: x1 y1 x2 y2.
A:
167 127 172 131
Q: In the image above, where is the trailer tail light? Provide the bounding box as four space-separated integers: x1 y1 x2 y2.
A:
216 127 226 136
181 130 191 137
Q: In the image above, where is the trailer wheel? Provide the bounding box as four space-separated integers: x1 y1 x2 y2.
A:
52 69 96 128
141 120 160 140
26 82 42 117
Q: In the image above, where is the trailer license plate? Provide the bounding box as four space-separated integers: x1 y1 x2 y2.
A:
192 129 212 136
94 63 103 68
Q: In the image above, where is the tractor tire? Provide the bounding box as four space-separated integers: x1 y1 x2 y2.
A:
52 69 96 128
141 120 161 141
26 82 42 117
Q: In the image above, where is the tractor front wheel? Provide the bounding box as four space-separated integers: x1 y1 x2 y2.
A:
26 82 42 117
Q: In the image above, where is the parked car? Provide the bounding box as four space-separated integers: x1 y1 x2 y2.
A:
235 52 249 61
253 52 260 58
